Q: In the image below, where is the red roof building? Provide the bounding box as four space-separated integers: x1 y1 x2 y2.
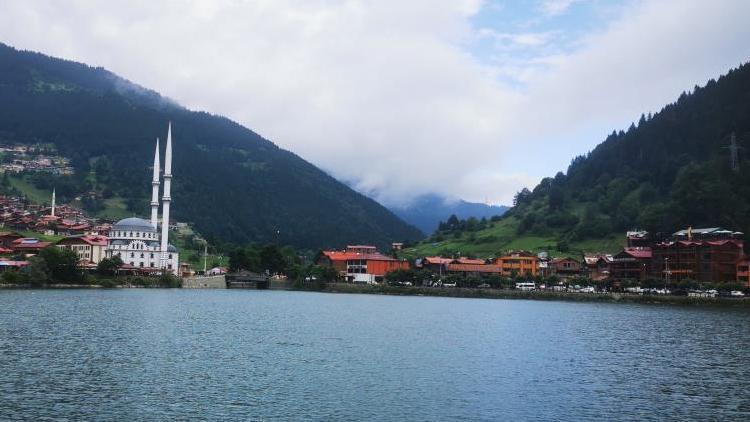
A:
316 245 410 283
610 248 652 281
11 238 51 254
737 256 750 287
652 239 743 283
445 263 502 276
57 235 109 264
0 260 29 271
550 257 584 281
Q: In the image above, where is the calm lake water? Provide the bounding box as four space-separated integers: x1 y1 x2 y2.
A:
1 289 750 421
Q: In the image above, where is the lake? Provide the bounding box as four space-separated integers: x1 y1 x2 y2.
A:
1 289 749 420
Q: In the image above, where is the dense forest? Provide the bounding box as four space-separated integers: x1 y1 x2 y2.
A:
0 43 422 249
507 61 750 242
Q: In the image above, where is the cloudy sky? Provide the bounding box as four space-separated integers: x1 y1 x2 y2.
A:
1 0 749 206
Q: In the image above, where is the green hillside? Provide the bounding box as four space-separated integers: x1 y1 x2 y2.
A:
0 43 422 250
403 215 622 259
406 61 750 258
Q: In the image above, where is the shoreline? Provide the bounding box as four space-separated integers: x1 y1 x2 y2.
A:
4 282 750 306
312 283 750 306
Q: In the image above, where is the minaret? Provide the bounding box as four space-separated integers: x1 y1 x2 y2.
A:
150 138 161 229
51 188 56 217
160 123 173 271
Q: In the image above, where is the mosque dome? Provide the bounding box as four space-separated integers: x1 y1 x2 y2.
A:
112 217 156 233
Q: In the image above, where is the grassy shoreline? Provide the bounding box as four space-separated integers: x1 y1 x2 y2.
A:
312 283 750 306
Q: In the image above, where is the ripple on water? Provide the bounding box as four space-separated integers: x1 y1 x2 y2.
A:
1 290 750 421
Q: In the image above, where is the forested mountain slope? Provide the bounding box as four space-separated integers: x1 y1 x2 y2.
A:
406 61 750 258
0 43 422 249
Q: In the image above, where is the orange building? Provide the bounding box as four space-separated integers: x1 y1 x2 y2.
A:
494 251 538 277
316 245 410 283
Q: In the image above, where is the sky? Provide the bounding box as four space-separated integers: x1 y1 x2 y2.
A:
1 0 749 206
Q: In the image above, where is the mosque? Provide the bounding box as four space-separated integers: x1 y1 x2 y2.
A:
105 123 179 275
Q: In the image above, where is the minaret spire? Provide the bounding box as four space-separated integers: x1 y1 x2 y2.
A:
160 122 173 272
150 138 161 229
51 188 56 217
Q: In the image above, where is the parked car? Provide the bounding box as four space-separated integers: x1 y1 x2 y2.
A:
625 286 645 294
731 290 745 297
579 286 595 293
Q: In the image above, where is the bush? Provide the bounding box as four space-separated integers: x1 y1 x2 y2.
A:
159 273 182 288
1 270 25 284
99 278 119 288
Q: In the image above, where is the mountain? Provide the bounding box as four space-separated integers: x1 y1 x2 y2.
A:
405 61 750 258
389 194 508 234
0 43 423 249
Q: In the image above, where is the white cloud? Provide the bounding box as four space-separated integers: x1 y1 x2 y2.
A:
0 0 748 207
539 0 581 17
478 28 556 48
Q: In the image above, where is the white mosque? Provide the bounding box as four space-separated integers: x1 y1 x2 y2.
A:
105 123 179 275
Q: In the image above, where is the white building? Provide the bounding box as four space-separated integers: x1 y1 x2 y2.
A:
57 235 108 264
105 123 179 275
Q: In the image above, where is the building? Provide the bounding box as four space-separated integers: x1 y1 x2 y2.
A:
12 237 51 254
445 262 502 277
494 251 538 277
737 256 750 287
57 235 108 264
0 231 23 249
418 256 499 277
104 123 179 275
672 227 743 241
316 245 410 283
419 256 454 274
651 239 743 283
550 257 583 281
627 230 651 247
0 260 28 271
609 247 652 281
584 254 612 282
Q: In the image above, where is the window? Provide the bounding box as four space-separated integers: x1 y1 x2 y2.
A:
139 262 144 267
150 253 154 258
168 264 172 269
136 232 140 238
140 253 144 258
130 253 134 258
169 254 172 259
150 263 154 268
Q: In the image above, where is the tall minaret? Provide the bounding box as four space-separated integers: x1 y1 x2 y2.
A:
160 123 173 270
51 188 56 217
150 138 161 229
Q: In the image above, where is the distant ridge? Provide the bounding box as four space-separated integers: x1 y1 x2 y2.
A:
389 194 508 234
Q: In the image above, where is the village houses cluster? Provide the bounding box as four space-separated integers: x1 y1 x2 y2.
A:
0 124 190 277
0 144 74 175
316 227 750 290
